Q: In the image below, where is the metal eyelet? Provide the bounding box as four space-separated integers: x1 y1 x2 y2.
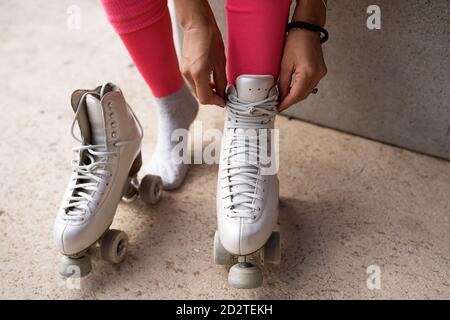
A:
111 121 117 128
112 131 118 138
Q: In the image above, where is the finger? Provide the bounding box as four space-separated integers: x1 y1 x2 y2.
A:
213 63 227 100
195 72 225 107
209 80 216 90
305 76 321 98
278 73 313 111
278 65 294 101
211 94 226 107
306 65 327 97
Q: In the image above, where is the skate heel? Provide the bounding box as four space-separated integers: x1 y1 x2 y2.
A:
121 152 163 205
121 153 143 203
129 152 143 178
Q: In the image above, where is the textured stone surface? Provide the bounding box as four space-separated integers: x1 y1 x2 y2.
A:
0 1 449 299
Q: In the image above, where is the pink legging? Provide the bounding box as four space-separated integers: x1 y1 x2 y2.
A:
101 0 291 98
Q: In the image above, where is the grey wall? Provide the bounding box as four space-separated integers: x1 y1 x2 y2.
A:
283 0 450 160
200 0 450 160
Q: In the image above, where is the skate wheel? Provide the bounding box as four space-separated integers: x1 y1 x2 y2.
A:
262 231 281 265
122 182 138 203
139 174 162 204
58 255 91 278
100 229 128 264
228 262 263 289
213 230 232 265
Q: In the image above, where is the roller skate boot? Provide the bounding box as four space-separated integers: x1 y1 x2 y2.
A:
54 83 162 278
214 75 281 289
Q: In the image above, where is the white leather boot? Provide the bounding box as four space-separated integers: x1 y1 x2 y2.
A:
54 83 163 277
214 75 281 289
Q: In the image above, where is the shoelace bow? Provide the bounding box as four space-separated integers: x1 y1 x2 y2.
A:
221 92 278 219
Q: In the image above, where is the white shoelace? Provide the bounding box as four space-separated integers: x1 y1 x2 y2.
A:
63 144 116 222
221 92 278 219
62 92 115 222
62 87 143 222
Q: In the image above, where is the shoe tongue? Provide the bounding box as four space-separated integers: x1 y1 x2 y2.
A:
85 94 106 147
227 75 275 214
235 75 275 102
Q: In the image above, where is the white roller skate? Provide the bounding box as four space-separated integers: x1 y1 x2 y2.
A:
214 75 281 289
54 83 162 278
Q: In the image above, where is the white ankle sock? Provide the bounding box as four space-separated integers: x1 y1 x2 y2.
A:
146 84 198 189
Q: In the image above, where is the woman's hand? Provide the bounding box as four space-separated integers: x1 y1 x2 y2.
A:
181 26 227 107
175 0 227 107
278 0 328 111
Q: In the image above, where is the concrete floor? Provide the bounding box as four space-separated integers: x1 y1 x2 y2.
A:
0 1 449 299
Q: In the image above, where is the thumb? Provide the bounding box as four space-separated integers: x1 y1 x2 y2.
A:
278 66 293 101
